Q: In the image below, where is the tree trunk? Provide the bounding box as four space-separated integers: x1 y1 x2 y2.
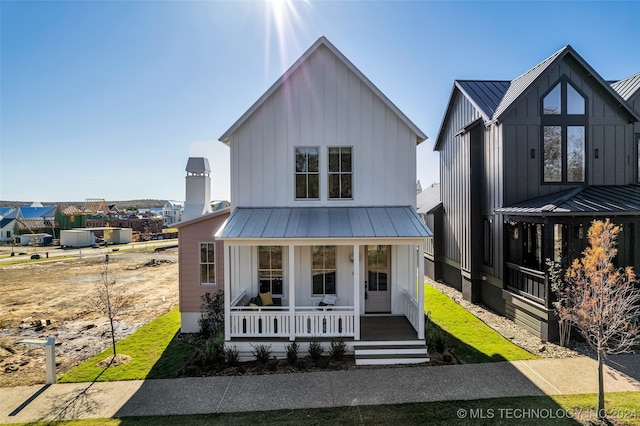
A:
598 349 605 420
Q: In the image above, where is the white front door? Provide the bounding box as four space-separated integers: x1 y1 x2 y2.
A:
364 245 391 313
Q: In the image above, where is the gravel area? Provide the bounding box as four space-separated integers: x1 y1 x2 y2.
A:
426 278 593 359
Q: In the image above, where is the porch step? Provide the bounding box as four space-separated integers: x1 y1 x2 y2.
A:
354 340 429 366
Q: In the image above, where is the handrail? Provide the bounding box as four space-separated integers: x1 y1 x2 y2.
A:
505 262 545 278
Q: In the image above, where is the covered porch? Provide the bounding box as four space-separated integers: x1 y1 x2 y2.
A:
217 207 431 343
497 185 640 308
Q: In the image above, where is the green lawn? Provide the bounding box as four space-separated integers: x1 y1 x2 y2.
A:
58 307 195 383
424 284 538 363
8 392 640 426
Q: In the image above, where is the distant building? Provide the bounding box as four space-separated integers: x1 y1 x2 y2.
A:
162 200 184 226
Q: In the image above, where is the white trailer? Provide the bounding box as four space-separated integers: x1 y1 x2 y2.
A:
60 230 95 248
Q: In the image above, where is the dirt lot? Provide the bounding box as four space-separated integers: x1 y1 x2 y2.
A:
0 246 178 387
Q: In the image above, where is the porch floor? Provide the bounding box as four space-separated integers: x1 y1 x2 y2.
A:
360 315 419 341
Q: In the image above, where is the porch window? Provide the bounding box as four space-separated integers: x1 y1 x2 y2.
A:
199 242 216 285
541 80 587 183
312 245 336 295
258 246 283 295
295 147 319 199
328 146 352 199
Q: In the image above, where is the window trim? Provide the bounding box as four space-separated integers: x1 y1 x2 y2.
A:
540 78 588 185
199 242 216 286
328 146 353 200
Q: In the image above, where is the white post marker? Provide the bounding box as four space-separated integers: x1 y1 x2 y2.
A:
45 337 56 384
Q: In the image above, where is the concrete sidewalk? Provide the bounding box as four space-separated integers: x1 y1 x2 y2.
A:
1 356 639 424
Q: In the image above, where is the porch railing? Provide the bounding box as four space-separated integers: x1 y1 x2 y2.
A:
402 289 420 334
228 305 355 338
505 262 548 307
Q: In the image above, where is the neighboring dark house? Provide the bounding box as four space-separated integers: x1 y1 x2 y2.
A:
427 45 640 341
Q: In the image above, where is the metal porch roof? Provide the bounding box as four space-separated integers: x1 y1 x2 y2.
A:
495 185 640 216
218 207 432 240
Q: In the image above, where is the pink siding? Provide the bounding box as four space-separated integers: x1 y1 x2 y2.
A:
178 212 229 313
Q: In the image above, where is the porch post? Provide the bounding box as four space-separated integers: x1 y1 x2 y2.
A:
353 243 360 340
224 244 231 341
288 244 295 341
418 241 425 339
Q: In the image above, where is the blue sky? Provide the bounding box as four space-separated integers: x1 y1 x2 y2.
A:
2 1 640 203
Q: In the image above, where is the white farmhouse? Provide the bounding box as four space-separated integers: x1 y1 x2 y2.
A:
213 37 431 364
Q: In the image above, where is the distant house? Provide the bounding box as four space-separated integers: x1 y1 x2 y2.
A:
211 37 431 364
0 207 18 243
416 183 441 280
162 200 184 227
427 46 640 341
16 203 59 238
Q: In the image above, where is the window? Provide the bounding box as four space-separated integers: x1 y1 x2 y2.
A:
312 246 336 295
258 246 283 295
328 147 352 199
295 147 319 199
200 243 216 285
541 80 587 183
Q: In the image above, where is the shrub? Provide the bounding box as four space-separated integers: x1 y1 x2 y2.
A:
224 345 239 366
285 341 299 366
199 291 225 338
203 335 225 365
308 339 324 362
329 338 347 361
251 344 272 364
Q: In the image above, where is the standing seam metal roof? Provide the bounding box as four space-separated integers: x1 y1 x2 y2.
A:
611 72 640 101
218 207 432 239
494 185 640 215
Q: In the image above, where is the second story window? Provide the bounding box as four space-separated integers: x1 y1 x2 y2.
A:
541 80 587 183
328 147 352 199
295 147 319 199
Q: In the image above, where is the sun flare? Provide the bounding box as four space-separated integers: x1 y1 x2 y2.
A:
264 0 310 72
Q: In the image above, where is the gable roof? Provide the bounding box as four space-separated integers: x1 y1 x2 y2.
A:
456 81 511 121
495 185 640 216
0 207 17 219
416 183 441 215
219 36 427 145
611 71 640 101
436 46 640 151
19 205 57 219
491 45 640 124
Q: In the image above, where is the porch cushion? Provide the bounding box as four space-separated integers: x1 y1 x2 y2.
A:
259 291 274 306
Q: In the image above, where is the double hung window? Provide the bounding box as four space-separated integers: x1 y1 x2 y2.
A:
312 246 336 295
200 242 216 285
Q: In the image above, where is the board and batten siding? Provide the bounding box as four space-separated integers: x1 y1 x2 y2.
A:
178 215 228 313
228 44 418 209
439 90 482 272
501 57 637 206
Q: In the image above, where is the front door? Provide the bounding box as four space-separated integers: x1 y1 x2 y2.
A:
365 245 391 313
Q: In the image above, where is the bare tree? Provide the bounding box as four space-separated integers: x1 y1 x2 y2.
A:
554 219 640 419
90 254 130 363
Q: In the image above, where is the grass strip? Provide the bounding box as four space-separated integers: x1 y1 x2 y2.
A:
424 284 538 363
58 307 194 383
